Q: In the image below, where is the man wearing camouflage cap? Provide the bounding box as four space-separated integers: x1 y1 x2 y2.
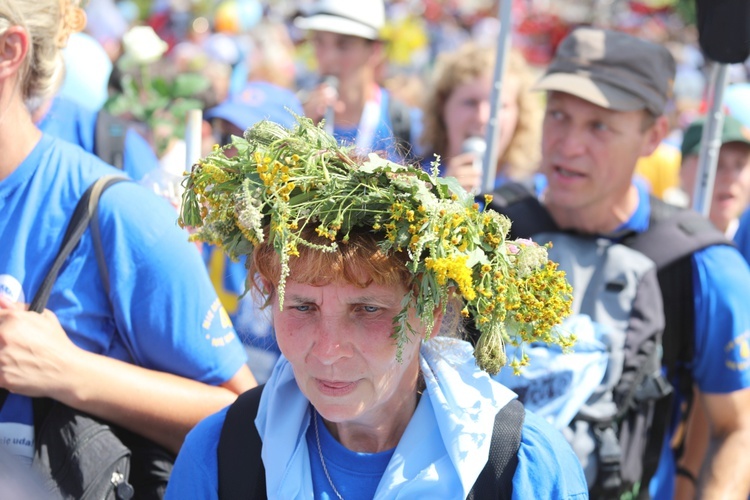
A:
490 27 750 499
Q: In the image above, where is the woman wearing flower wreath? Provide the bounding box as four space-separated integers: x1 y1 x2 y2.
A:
166 118 588 499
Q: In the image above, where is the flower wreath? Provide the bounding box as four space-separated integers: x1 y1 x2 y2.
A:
179 116 574 375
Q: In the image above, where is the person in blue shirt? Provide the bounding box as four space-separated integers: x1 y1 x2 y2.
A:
34 23 160 181
0 0 256 494
36 95 160 181
494 27 750 498
293 0 422 163
166 112 587 499
734 208 750 264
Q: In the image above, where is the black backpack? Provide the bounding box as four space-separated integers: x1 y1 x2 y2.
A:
217 385 525 499
487 182 731 498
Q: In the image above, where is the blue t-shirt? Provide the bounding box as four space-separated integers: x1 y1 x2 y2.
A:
0 135 247 462
37 96 159 181
733 208 750 265
203 246 280 384
307 411 393 499
165 402 587 499
333 88 422 164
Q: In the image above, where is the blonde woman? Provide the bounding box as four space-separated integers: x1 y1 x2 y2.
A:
421 44 543 192
0 0 255 496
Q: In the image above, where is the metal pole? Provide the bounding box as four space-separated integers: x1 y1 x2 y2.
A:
185 109 203 171
692 63 729 216
481 0 513 194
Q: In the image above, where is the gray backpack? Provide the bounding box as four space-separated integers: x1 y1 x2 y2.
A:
543 233 666 496
487 182 731 498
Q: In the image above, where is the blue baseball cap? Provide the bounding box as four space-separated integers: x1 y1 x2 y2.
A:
205 81 303 131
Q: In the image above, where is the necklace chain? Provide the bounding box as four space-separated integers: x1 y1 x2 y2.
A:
313 409 344 500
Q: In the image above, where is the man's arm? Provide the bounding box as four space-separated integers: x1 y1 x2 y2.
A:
699 387 750 498
687 246 750 498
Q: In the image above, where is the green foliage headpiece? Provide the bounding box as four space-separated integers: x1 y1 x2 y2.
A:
179 116 574 375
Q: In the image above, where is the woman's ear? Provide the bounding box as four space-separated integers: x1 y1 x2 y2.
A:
0 26 30 81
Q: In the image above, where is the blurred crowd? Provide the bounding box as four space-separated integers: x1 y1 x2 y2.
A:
60 0 750 389
4 0 750 497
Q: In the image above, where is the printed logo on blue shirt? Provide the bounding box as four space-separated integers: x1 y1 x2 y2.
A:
724 330 750 371
202 298 237 347
0 274 24 303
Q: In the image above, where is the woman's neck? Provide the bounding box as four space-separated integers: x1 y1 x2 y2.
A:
0 96 41 181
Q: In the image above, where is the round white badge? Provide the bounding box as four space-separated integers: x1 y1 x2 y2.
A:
0 274 25 303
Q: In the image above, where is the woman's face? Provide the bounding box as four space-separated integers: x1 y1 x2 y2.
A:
443 74 520 162
273 279 423 430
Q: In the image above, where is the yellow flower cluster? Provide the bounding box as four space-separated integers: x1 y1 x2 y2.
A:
425 256 476 301
179 115 574 375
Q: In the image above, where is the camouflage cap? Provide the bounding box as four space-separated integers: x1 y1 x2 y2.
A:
534 27 676 116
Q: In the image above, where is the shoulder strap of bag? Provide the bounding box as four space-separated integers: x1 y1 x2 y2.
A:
621 196 732 377
467 399 525 500
488 182 558 239
622 197 732 489
94 110 127 170
218 385 266 500
623 196 731 269
0 175 128 411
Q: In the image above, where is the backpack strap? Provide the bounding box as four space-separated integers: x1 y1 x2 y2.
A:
624 197 731 269
466 399 525 500
622 197 732 489
94 110 127 170
623 198 732 377
0 175 128 410
387 96 415 163
488 182 559 239
218 385 266 500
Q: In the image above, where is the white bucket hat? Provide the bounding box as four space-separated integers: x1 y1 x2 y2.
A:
294 0 385 41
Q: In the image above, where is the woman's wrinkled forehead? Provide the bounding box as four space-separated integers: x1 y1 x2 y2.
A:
254 230 412 292
288 244 409 289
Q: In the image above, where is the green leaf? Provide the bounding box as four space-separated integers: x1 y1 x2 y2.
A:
360 153 400 173
152 77 171 97
103 95 132 116
169 98 204 120
172 73 211 98
436 175 473 204
465 247 488 267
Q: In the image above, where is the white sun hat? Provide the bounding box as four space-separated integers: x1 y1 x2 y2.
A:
294 0 386 41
